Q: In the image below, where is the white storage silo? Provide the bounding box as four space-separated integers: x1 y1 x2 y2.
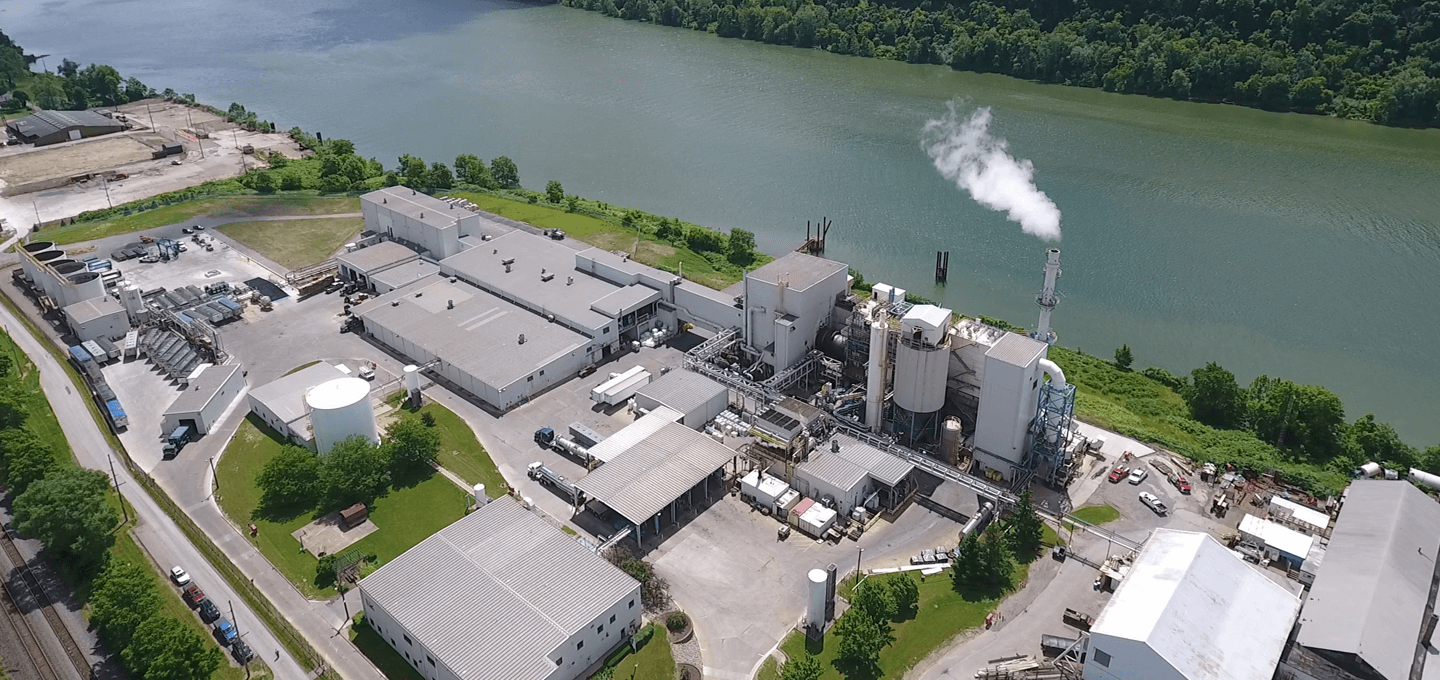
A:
33 251 67 298
806 568 828 631
20 242 57 286
893 305 951 415
120 284 148 324
473 484 488 507
65 271 106 305
403 364 421 406
306 377 378 454
942 417 963 466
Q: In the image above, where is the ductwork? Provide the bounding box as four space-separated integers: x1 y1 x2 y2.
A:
1038 358 1067 390
1410 468 1440 492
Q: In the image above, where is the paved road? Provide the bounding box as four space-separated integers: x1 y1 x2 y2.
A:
0 285 310 680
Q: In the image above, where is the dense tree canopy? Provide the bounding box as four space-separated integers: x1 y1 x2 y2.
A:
257 444 322 509
122 616 224 680
13 468 118 570
320 436 391 509
1188 362 1248 430
564 0 1440 124
384 415 442 476
89 561 163 651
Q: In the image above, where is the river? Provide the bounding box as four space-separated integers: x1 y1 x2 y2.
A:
8 0 1440 444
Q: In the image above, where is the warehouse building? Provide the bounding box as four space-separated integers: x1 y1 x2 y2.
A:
63 296 129 343
361 187 491 259
1236 514 1315 571
336 241 425 291
575 418 735 545
247 362 347 445
359 498 642 680
790 435 915 518
1267 496 1330 535
1282 480 1440 680
1084 529 1301 680
161 364 245 435
5 110 125 146
633 370 729 429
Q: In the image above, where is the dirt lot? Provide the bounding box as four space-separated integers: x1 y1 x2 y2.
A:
0 134 164 188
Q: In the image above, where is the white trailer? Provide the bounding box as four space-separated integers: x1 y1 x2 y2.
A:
591 366 651 405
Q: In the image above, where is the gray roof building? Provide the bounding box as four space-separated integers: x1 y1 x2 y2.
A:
575 420 734 526
985 332 1047 367
166 364 243 415
6 110 125 146
336 241 420 275
746 251 849 292
633 371 728 423
63 295 125 325
370 259 440 293
1294 480 1440 680
440 230 620 334
359 499 641 680
248 362 347 428
803 436 915 488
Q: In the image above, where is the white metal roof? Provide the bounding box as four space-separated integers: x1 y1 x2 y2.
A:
583 407 682 464
745 251 847 291
163 364 242 416
336 240 420 275
249 362 347 425
63 295 125 325
574 421 735 526
1268 496 1329 532
1238 514 1315 558
984 332 1046 367
1297 480 1440 680
901 304 952 334
1090 529 1301 680
799 435 914 492
359 499 639 680
634 370 728 420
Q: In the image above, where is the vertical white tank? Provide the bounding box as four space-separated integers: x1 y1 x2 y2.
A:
120 284 147 323
403 364 421 407
33 251 67 298
66 271 105 305
806 568 828 631
894 306 951 415
306 377 378 454
865 319 888 433
472 484 488 507
942 417 963 466
20 242 57 286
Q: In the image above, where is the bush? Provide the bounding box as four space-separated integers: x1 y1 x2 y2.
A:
666 611 688 631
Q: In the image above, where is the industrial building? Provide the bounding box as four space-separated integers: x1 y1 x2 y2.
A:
360 187 494 259
1084 529 1302 680
63 296 129 342
5 110 125 146
737 251 849 373
1266 496 1330 535
1236 514 1316 571
633 370 730 429
336 240 429 293
788 435 915 518
160 364 245 435
1282 480 1440 680
359 498 641 680
306 377 379 454
247 362 350 447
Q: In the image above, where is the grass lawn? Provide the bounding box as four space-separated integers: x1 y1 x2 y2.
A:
41 194 359 244
218 216 364 269
445 191 770 290
595 625 675 680
1041 523 1065 546
389 394 506 498
214 416 469 598
782 563 1029 680
1069 504 1121 525
756 656 781 680
349 615 415 680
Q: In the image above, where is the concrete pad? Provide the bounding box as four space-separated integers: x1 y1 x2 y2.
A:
292 513 379 557
1074 420 1154 460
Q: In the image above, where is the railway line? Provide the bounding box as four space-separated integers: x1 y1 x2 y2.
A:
0 525 94 680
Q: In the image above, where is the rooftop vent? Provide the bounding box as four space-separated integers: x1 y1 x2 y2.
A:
392 300 400 307
411 189 416 195
501 258 515 266
414 291 423 298
450 277 458 284
831 439 840 453
383 198 387 204
567 277 573 286
447 299 454 309
541 273 554 282
518 333 526 344
420 212 424 218
505 264 512 273
545 314 555 322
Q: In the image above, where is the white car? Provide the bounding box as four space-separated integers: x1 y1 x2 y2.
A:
170 566 191 586
358 365 376 380
1127 467 1149 485
1139 492 1168 516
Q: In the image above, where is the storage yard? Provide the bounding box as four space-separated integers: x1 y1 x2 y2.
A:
3 183 1435 680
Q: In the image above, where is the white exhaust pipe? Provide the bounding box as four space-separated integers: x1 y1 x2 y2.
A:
1410 469 1440 491
1038 358 1067 390
865 319 888 433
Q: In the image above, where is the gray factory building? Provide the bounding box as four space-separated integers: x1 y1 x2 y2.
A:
6 110 125 146
790 435 915 518
161 364 245 436
633 370 730 429
63 296 129 343
738 251 849 371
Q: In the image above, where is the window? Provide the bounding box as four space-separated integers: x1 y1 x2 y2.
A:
403 635 411 645
610 614 616 624
1092 649 1111 668
427 657 434 666
629 599 635 609
598 624 604 633
539 370 545 376
576 641 584 650
555 657 563 666
604 327 611 334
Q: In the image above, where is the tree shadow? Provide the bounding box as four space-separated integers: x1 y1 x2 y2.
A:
952 574 1014 603
389 463 435 491
831 656 882 680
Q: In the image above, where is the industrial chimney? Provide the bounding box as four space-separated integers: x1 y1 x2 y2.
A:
1034 248 1061 344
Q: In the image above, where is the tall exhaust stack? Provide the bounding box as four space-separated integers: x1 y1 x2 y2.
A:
1034 248 1061 344
865 313 889 433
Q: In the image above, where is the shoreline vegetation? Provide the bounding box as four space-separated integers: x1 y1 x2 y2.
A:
559 0 1440 127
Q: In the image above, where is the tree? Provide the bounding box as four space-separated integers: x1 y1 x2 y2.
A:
57 58 80 78
0 381 28 429
1348 414 1416 469
1188 362 1247 430
545 180 564 204
89 560 162 651
727 227 757 263
251 170 278 193
850 577 897 624
320 436 390 509
123 616 224 680
888 573 919 615
490 156 520 188
257 445 321 509
428 162 454 190
779 652 824 680
327 139 356 156
1006 489 1045 561
1 430 57 496
833 608 890 671
951 530 983 588
655 218 682 241
13 468 118 569
123 77 153 103
1114 344 1133 371
1248 377 1348 461
397 154 429 189
565 195 579 213
454 154 493 188
384 415 441 476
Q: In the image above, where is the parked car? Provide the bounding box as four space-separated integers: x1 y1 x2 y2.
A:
231 641 254 664
1127 467 1149 485
1107 466 1128 483
213 619 238 646
182 227 192 234
1171 475 1192 494
194 225 204 230
182 584 205 607
358 364 375 380
198 599 221 623
1139 491 1168 516
170 566 191 586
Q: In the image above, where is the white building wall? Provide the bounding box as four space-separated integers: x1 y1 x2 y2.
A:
1083 635 1184 680
72 308 130 343
359 590 462 680
674 284 741 332
790 469 871 517
973 354 1041 473
164 368 245 435
362 193 463 259
744 268 847 371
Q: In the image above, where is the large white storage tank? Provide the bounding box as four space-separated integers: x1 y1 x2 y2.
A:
32 251 68 297
306 377 379 454
20 242 58 286
65 271 105 305
893 305 951 414
806 568 828 631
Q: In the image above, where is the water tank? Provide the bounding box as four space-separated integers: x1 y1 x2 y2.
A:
20 242 58 286
473 484 488 507
806 568 828 631
32 251 67 297
942 417 963 466
404 364 420 392
306 377 378 454
65 271 105 306
894 337 949 414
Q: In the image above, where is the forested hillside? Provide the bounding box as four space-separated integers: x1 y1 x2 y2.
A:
562 0 1440 125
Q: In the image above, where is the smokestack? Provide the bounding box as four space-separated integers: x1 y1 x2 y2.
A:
1034 248 1061 344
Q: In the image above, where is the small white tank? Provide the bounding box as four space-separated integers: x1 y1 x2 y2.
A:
806 568 828 631
942 417 963 466
473 484 488 507
306 377 378 454
404 364 421 392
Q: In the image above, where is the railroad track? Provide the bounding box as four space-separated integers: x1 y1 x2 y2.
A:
0 569 61 680
0 527 94 680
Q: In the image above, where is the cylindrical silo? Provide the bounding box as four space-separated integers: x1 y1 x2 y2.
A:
473 484 488 508
864 321 888 433
20 242 57 286
894 307 951 416
50 261 88 306
806 569 828 631
306 377 378 454
120 284 148 323
65 271 105 305
403 364 421 407
32 251 67 297
942 417 963 466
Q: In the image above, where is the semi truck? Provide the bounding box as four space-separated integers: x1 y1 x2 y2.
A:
527 462 582 503
590 366 651 406
162 425 194 458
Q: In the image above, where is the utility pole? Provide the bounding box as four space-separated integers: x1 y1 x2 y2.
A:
233 128 246 171
107 456 129 522
229 600 240 640
31 196 41 230
855 547 864 585
209 457 219 491
145 102 155 131
102 176 112 208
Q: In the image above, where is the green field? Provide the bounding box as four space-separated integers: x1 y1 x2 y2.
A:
40 195 359 245
218 216 364 269
1069 504 1121 525
593 625 676 680
756 656 781 680
214 416 469 598
392 396 506 497
781 564 1028 680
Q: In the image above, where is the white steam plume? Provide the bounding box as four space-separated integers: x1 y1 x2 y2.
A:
922 101 1062 241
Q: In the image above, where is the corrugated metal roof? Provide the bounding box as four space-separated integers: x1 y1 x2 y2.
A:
584 408 682 464
745 251 847 291
164 364 242 415
984 332 1046 368
63 296 125 325
1238 514 1315 559
1091 529 1301 680
336 241 420 274
359 499 639 680
1297 481 1440 680
799 435 914 491
1268 496 1330 532
575 422 735 525
634 371 727 421
249 362 346 424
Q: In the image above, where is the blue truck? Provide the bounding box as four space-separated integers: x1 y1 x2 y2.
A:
162 424 194 458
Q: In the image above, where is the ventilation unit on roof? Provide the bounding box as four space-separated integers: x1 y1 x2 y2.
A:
447 300 454 309
541 273 554 282
392 300 399 306
414 291 423 298
505 264 512 273
382 198 387 204
420 212 424 218
567 277 573 286
518 334 526 344
501 258 515 266
450 277 458 284
546 314 555 322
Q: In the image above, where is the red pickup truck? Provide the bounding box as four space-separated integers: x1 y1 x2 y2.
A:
1107 466 1128 483
182 584 205 607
